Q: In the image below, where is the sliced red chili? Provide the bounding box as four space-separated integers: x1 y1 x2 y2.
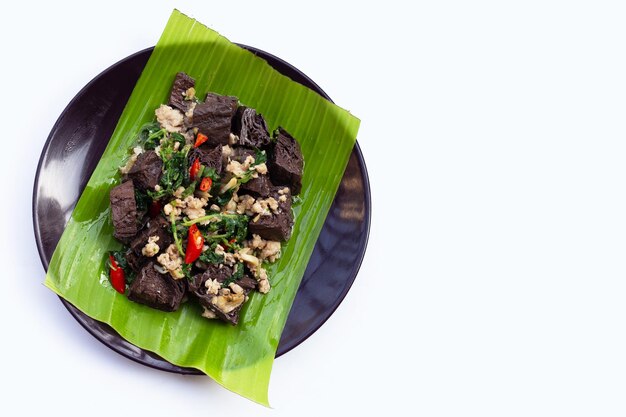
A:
194 133 209 148
199 177 213 192
189 158 201 181
185 224 204 264
108 255 126 294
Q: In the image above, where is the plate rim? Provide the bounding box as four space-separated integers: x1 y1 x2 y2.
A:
32 45 371 374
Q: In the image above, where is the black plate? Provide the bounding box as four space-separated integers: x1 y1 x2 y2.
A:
33 45 370 374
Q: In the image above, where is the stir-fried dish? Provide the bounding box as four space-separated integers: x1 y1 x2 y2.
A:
108 72 303 325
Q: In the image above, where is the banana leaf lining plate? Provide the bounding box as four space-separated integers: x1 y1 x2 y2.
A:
32 46 370 374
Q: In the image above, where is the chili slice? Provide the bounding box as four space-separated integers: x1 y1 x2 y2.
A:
185 224 204 264
199 177 213 191
194 133 209 148
189 158 201 180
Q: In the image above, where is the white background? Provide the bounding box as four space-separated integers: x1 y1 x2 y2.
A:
2 0 626 415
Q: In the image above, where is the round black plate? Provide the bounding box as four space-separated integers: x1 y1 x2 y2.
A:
33 45 370 374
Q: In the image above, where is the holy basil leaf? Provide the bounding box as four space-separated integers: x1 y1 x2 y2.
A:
254 149 267 165
135 190 151 213
203 167 219 181
215 188 234 206
137 122 166 150
170 132 186 143
199 247 224 265
221 215 248 242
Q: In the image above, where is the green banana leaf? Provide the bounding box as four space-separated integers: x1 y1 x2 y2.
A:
44 9 360 406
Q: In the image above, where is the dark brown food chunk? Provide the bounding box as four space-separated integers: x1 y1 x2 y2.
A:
189 264 234 294
191 93 238 146
129 216 172 256
236 275 258 290
128 262 186 312
190 145 222 174
127 151 163 190
110 180 139 242
187 272 206 295
239 174 273 198
248 187 294 241
232 107 271 148
269 128 303 194
125 250 147 273
168 72 195 113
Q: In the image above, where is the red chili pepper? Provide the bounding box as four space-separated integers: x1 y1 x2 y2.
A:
185 224 204 264
149 200 162 218
194 133 208 148
108 255 126 294
189 158 201 180
199 177 213 191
